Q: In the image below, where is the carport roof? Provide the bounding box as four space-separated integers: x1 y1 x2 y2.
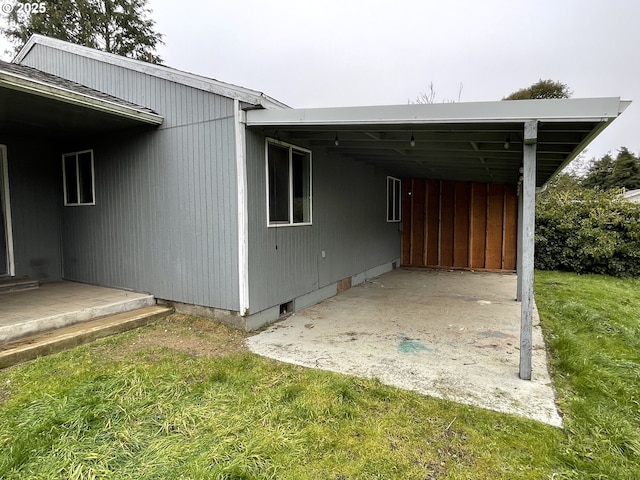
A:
0 60 163 135
246 97 630 187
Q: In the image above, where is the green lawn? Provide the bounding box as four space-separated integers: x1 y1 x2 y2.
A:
534 271 640 479
0 271 638 479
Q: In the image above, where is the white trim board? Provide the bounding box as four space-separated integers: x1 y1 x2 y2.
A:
0 145 15 277
234 99 250 316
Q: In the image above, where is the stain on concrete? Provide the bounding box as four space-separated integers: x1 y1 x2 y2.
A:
397 333 434 354
479 330 517 339
246 268 563 427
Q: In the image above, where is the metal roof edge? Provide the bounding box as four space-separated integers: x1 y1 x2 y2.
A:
540 98 632 186
14 34 288 109
619 100 632 114
12 35 37 63
246 97 627 127
0 68 164 125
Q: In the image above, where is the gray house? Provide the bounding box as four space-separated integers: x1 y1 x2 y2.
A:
0 35 629 379
624 189 640 203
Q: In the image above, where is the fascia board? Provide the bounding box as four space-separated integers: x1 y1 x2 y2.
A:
246 98 627 127
0 70 164 125
15 34 289 109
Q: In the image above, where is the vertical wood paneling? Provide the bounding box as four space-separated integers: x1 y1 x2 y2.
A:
485 184 504 269
453 182 470 267
470 183 487 268
439 181 455 267
402 180 517 271
410 179 425 266
401 180 412 265
425 180 440 266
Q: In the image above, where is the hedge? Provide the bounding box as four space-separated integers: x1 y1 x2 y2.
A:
535 187 640 277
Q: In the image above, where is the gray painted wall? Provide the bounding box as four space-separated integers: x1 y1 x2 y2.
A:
246 129 401 314
20 44 241 311
18 44 399 315
0 136 62 282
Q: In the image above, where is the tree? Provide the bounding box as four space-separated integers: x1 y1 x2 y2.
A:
581 148 640 191
503 79 571 100
1 0 164 63
410 82 463 104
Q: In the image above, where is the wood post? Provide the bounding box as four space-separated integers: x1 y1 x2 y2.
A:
519 121 537 380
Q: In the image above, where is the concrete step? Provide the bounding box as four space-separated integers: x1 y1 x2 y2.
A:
0 277 39 295
0 288 157 344
0 305 173 369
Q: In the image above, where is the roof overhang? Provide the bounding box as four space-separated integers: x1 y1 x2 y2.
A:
0 62 163 136
247 97 630 187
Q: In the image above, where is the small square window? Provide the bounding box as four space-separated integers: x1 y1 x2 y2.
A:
387 176 401 222
63 150 95 206
266 139 312 226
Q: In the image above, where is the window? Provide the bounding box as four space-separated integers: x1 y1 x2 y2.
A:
387 176 401 222
266 139 312 226
63 150 95 206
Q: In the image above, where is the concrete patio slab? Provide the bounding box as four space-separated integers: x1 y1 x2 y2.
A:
0 282 155 343
246 268 562 427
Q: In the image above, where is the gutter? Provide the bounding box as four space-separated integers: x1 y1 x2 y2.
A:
0 70 164 126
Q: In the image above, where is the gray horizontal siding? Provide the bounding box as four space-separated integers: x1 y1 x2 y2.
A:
246 130 400 313
1 136 62 281
20 44 241 310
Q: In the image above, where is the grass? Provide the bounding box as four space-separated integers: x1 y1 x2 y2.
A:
0 271 638 478
535 271 640 479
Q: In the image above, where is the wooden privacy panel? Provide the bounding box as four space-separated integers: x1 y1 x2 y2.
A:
401 179 518 271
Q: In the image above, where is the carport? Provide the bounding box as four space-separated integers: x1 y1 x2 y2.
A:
246 97 630 380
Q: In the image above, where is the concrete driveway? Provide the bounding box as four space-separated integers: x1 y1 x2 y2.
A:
246 268 562 427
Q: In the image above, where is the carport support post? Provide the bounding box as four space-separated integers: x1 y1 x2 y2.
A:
519 120 537 381
516 181 523 301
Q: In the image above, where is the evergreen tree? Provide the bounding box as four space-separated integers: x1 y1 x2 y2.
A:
581 148 640 191
1 0 163 63
610 148 640 190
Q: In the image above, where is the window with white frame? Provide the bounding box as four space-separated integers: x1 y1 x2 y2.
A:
387 176 401 222
63 150 95 206
266 139 312 226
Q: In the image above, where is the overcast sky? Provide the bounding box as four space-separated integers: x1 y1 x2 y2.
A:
2 0 638 163
149 0 638 163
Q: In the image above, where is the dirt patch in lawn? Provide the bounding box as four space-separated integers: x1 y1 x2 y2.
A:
103 314 249 360
0 382 8 406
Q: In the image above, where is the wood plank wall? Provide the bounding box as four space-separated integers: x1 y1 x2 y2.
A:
401 179 518 271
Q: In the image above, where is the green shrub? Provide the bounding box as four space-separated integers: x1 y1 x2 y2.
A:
535 185 640 277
